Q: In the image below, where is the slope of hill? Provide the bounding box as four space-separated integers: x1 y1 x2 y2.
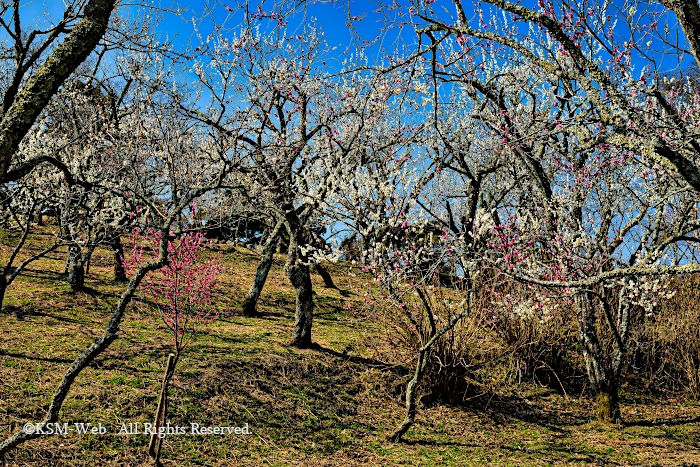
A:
1 234 700 466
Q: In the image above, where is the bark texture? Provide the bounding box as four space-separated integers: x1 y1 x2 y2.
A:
576 291 625 423
287 260 313 348
67 245 85 291
282 208 315 348
388 286 473 442
110 236 127 282
314 263 336 289
0 274 6 312
389 346 430 442
242 222 283 315
0 0 117 182
661 0 700 69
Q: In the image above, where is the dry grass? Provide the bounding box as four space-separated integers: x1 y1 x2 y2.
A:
1 230 700 466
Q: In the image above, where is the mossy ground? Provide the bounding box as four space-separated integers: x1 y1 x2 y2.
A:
1 231 700 466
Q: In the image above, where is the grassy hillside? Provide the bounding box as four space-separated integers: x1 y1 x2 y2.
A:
1 233 700 466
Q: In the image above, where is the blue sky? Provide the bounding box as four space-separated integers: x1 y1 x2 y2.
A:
12 0 385 59
11 0 692 77
144 1 391 57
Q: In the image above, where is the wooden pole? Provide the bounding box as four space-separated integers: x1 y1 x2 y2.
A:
148 353 175 458
154 394 167 463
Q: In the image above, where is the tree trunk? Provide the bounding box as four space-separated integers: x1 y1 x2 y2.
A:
243 240 277 315
63 249 70 275
149 353 178 458
595 386 621 424
389 346 430 442
282 211 314 348
35 205 44 226
660 0 700 69
242 222 282 316
576 292 621 423
287 260 314 348
84 245 95 275
110 236 127 281
314 263 336 288
68 245 85 291
69 262 85 291
0 0 118 182
0 274 6 312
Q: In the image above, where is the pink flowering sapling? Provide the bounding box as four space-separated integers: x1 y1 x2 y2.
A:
124 228 223 357
122 229 223 457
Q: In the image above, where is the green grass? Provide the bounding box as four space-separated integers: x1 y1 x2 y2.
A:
1 231 700 466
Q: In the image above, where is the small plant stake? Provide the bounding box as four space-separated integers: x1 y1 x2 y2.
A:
149 352 176 459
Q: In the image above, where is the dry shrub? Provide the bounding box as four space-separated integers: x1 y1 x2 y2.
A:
366 270 700 406
366 272 583 406
474 277 584 395
421 305 498 405
485 305 582 394
629 274 700 395
363 281 493 405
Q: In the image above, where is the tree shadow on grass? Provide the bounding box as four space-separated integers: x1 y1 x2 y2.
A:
314 344 405 375
625 416 700 428
15 267 64 281
74 285 114 299
399 437 477 448
0 349 73 364
252 309 295 320
90 342 171 375
505 394 582 426
437 391 589 434
500 442 621 466
200 330 273 346
30 310 84 324
313 305 346 321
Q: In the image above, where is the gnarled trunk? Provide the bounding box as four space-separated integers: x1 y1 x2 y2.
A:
243 244 276 315
287 260 313 348
389 345 430 442
68 245 85 291
0 274 6 312
68 263 85 291
314 263 336 289
576 291 623 424
242 222 282 315
35 205 44 226
282 210 315 348
110 236 126 282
